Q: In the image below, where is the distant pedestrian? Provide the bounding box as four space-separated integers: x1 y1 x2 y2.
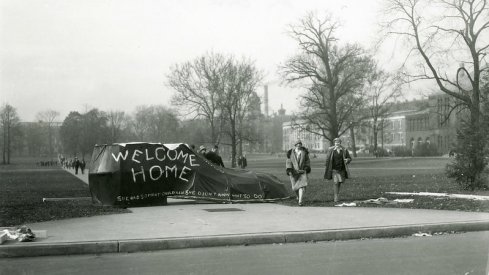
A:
241 154 247 169
74 157 80 175
80 159 86 174
324 137 352 202
286 139 311 206
205 145 225 167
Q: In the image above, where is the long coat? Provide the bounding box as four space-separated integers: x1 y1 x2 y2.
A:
324 146 351 180
205 151 225 167
286 148 311 191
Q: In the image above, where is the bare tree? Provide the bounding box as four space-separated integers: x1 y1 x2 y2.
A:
0 104 20 164
36 109 60 157
236 92 262 156
220 57 263 167
131 106 152 141
382 0 489 186
168 52 229 144
131 105 180 143
107 110 127 143
382 0 488 123
280 12 373 145
364 69 402 156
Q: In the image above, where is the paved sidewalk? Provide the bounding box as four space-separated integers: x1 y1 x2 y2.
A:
1 168 489 258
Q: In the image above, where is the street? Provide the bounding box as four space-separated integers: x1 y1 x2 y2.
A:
2 231 488 275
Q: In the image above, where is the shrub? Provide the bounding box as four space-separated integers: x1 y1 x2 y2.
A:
446 120 489 190
391 146 412 157
413 142 441 157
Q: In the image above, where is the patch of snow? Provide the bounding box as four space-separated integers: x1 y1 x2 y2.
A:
335 202 357 207
386 192 489 201
393 199 414 203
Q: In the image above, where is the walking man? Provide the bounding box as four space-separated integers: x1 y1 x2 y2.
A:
74 157 80 175
324 138 352 202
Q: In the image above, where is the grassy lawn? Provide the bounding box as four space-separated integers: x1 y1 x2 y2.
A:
246 157 489 211
1 156 489 227
0 158 129 227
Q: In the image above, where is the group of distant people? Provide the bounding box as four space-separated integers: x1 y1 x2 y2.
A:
191 144 249 169
36 160 58 167
60 156 86 175
196 145 226 168
286 137 351 206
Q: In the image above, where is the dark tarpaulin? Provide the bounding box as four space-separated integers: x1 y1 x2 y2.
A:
88 142 290 206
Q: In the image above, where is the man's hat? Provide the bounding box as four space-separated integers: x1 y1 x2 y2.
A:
294 139 302 146
199 145 206 152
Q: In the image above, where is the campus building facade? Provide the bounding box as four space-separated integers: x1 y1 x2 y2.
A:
282 93 464 154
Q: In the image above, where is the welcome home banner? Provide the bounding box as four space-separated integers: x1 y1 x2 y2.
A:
88 143 289 206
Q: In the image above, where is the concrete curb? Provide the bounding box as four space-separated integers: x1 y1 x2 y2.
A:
0 241 119 258
1 220 488 258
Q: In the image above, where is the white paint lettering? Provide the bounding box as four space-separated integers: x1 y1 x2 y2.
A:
167 150 177 161
155 147 166 161
179 166 192 182
165 165 178 178
189 154 199 166
145 149 154 161
131 166 146 183
132 149 143 163
149 165 163 181
111 151 129 162
176 150 189 163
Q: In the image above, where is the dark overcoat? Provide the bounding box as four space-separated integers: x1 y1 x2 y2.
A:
324 146 352 180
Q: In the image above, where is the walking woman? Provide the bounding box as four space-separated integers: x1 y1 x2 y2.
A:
286 139 311 206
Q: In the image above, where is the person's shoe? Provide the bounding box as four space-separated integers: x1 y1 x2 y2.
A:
298 201 303 206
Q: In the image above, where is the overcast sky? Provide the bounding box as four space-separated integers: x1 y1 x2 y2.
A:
1 0 387 121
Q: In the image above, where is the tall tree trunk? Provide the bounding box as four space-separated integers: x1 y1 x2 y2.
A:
373 120 378 157
349 125 357 157
2 127 6 164
327 86 339 140
7 124 10 164
230 119 237 168
48 127 53 157
380 119 384 157
238 130 243 157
